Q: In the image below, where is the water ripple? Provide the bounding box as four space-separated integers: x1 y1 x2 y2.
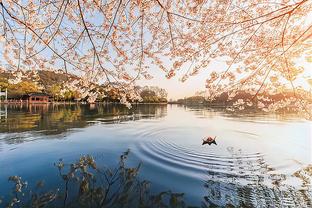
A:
135 139 269 179
134 138 312 207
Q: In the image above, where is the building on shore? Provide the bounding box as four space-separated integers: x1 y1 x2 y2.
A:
23 93 50 103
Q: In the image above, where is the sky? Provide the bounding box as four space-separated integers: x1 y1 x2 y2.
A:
138 70 205 100
138 58 312 100
137 59 229 100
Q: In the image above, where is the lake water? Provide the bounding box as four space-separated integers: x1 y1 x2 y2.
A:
0 104 311 207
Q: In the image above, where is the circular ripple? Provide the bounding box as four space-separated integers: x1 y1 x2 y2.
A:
134 138 269 182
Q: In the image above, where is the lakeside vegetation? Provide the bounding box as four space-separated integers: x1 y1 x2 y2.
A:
0 70 167 104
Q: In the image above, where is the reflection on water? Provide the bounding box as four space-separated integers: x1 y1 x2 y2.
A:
0 104 311 207
0 103 167 140
184 104 307 122
203 147 312 207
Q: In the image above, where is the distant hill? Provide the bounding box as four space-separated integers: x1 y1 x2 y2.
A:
174 90 312 107
37 70 78 90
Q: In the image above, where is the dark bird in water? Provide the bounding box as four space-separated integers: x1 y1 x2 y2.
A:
202 136 217 145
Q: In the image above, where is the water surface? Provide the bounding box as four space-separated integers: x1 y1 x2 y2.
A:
0 104 311 207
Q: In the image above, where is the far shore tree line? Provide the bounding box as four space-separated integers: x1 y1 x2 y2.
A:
1 69 311 109
0 70 167 103
172 88 312 112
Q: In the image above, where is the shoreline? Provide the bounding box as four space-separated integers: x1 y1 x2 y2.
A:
0 101 169 105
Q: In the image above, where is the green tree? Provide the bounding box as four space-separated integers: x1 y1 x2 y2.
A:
8 81 39 98
46 84 62 101
0 77 8 89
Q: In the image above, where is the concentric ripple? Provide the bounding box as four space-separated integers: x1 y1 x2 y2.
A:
134 139 269 181
134 138 312 207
